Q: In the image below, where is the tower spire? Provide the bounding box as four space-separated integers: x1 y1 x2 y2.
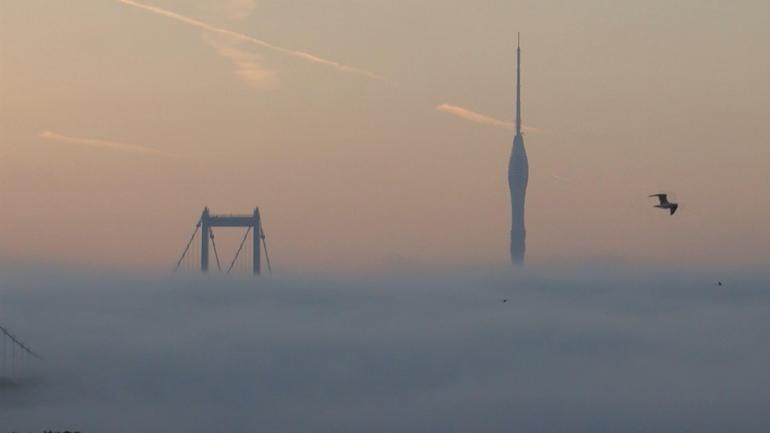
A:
515 32 522 136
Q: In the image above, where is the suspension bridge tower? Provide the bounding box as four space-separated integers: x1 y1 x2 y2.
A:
175 207 271 275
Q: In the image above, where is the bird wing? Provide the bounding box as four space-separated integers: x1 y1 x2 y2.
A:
670 204 678 215
649 193 669 204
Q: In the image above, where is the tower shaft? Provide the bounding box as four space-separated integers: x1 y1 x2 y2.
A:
508 33 529 265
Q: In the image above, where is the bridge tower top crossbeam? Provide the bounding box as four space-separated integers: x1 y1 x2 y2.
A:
200 207 263 275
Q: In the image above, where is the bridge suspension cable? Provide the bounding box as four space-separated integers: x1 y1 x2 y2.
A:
209 228 223 272
0 325 40 360
227 227 252 274
244 228 251 273
0 324 41 385
260 223 272 274
174 220 201 272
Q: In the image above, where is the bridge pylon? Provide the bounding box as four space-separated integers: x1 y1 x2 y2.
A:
200 207 262 275
175 207 270 275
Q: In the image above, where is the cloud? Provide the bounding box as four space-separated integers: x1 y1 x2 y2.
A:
436 103 541 133
38 131 178 158
436 103 515 130
2 265 770 432
203 33 279 91
115 1 546 133
117 0 386 82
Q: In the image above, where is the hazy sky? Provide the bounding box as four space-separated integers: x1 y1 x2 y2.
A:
2 0 769 271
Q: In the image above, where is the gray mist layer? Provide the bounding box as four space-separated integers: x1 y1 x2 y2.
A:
1 265 770 432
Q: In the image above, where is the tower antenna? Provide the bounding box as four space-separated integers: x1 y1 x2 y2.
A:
515 32 522 136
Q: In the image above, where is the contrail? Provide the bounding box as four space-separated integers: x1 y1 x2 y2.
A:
436 104 514 130
116 0 385 82
118 1 534 134
39 131 179 158
435 103 542 133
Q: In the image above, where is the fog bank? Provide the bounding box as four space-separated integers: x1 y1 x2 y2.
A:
1 266 769 432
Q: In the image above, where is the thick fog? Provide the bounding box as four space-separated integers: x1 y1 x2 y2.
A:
1 265 769 433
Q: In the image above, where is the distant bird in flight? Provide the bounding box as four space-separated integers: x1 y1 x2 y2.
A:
650 193 679 215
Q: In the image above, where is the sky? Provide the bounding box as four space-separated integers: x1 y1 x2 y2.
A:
2 4 770 430
2 266 770 432
2 0 770 272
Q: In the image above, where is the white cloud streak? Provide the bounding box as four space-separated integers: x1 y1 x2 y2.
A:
117 0 386 82
203 34 279 91
39 131 178 158
115 1 542 134
436 103 514 130
435 103 541 133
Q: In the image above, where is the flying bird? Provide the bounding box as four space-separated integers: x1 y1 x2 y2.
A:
650 193 679 215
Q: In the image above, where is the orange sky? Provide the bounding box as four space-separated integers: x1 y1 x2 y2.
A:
1 0 769 271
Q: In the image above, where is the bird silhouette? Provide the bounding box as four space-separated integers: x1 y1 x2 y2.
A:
650 193 679 215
